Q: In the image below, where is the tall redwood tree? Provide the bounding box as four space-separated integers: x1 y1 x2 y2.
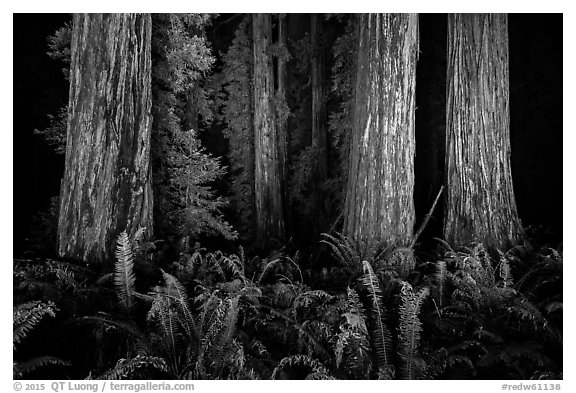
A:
58 13 153 263
343 14 419 257
444 14 523 249
252 13 286 246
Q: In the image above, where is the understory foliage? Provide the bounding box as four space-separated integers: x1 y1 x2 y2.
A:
13 229 562 379
287 14 354 237
151 14 237 241
13 301 70 378
215 15 255 239
34 23 71 154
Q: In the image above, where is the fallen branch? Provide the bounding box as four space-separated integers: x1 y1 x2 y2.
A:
411 186 444 248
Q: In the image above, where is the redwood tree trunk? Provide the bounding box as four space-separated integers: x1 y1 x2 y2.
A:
343 14 419 256
311 14 328 181
277 14 290 233
58 13 153 264
253 13 285 246
444 14 523 249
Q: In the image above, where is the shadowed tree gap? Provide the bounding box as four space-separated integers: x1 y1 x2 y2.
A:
58 13 153 264
414 14 447 243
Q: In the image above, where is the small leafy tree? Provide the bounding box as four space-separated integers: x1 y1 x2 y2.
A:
151 14 236 241
34 22 71 154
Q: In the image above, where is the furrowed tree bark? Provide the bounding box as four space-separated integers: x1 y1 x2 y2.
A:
253 13 286 247
444 14 523 250
58 13 153 264
277 14 290 234
311 13 328 181
343 14 419 257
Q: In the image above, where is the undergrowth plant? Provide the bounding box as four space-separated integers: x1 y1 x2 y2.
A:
429 241 562 379
85 230 267 379
14 228 562 380
13 301 70 378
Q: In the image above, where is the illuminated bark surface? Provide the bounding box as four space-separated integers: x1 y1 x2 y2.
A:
58 13 153 263
444 14 523 249
344 14 419 256
253 13 285 246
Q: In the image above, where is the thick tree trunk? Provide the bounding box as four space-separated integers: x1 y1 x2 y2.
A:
444 14 523 250
253 13 285 246
311 14 328 181
58 13 153 264
277 14 290 233
343 14 418 257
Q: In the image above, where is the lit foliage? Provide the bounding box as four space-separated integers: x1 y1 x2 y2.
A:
327 14 357 192
34 23 72 154
151 14 237 240
47 23 72 79
13 301 70 378
90 231 266 379
38 16 237 243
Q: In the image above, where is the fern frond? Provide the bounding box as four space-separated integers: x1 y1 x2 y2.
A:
398 282 429 379
13 301 57 350
209 296 241 374
160 270 199 344
78 314 151 355
477 341 554 378
195 291 223 338
195 296 238 378
346 287 365 317
336 317 371 378
320 232 361 267
98 355 168 380
436 260 447 308
360 261 392 374
305 371 335 380
257 257 283 283
132 227 147 255
13 356 70 378
422 340 478 379
334 287 371 378
546 301 562 314
271 354 333 380
387 247 416 278
497 250 514 288
147 290 181 366
114 231 136 311
292 290 333 320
